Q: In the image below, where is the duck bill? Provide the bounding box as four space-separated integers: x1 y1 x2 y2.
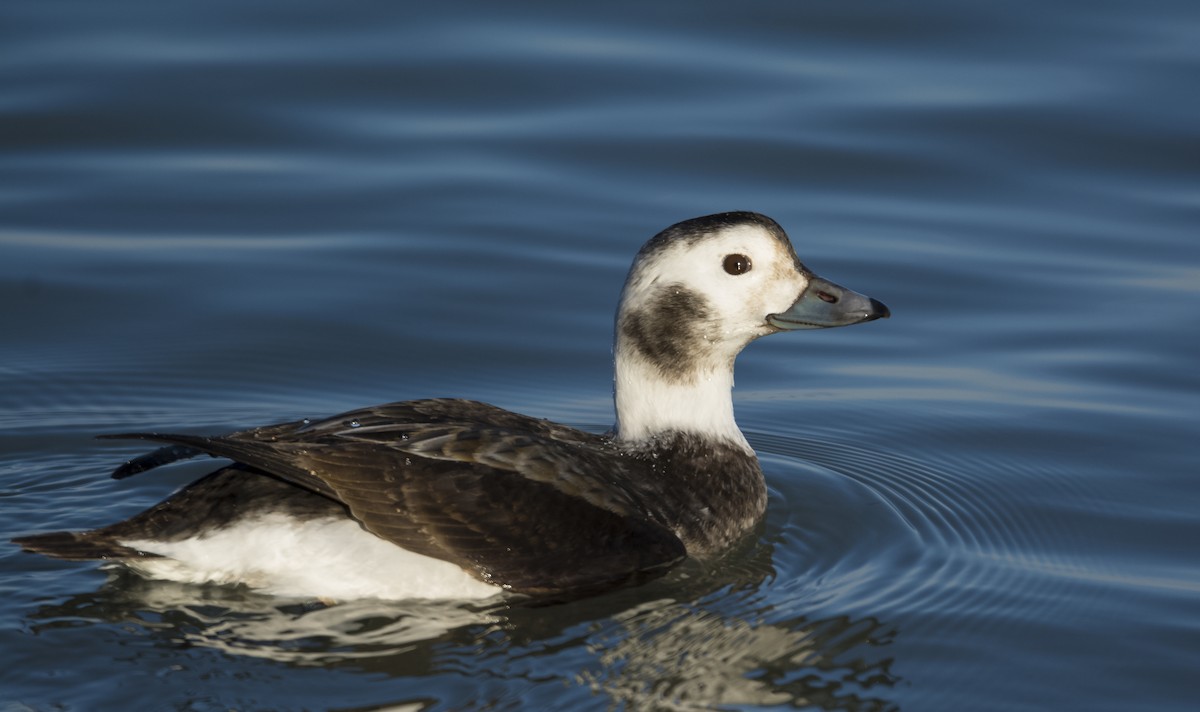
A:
767 275 890 330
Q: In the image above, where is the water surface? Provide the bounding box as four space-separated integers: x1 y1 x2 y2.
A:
2 1 1198 710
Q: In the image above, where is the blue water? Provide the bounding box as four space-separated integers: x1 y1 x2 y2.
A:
2 1 1198 709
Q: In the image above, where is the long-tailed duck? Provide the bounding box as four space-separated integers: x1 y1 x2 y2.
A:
14 211 889 601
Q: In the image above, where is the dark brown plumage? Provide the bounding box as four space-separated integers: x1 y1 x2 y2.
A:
15 399 766 597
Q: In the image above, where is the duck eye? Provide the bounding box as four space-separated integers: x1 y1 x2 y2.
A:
723 253 752 275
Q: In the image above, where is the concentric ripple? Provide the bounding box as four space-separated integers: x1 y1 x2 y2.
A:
748 426 1110 628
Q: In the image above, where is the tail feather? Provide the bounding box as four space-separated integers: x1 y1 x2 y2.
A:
12 530 157 561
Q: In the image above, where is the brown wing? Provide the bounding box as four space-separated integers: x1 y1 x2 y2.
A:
104 399 686 596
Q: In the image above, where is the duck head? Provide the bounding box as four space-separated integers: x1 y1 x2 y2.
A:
613 211 889 446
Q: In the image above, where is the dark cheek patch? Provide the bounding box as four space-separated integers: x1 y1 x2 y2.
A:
620 285 714 383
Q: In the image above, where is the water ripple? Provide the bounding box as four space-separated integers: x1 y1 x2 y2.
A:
750 428 1109 628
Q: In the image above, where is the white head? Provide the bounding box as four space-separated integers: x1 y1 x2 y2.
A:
612 212 889 449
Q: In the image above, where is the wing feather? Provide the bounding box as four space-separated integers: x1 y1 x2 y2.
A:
100 399 684 596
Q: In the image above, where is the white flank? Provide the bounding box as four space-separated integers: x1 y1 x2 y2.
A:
120 513 501 601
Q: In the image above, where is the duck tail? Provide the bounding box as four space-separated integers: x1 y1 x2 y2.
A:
12 529 153 561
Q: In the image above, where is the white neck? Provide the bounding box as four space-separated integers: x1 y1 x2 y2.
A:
612 349 752 453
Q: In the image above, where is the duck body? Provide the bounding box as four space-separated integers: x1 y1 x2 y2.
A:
14 212 888 601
